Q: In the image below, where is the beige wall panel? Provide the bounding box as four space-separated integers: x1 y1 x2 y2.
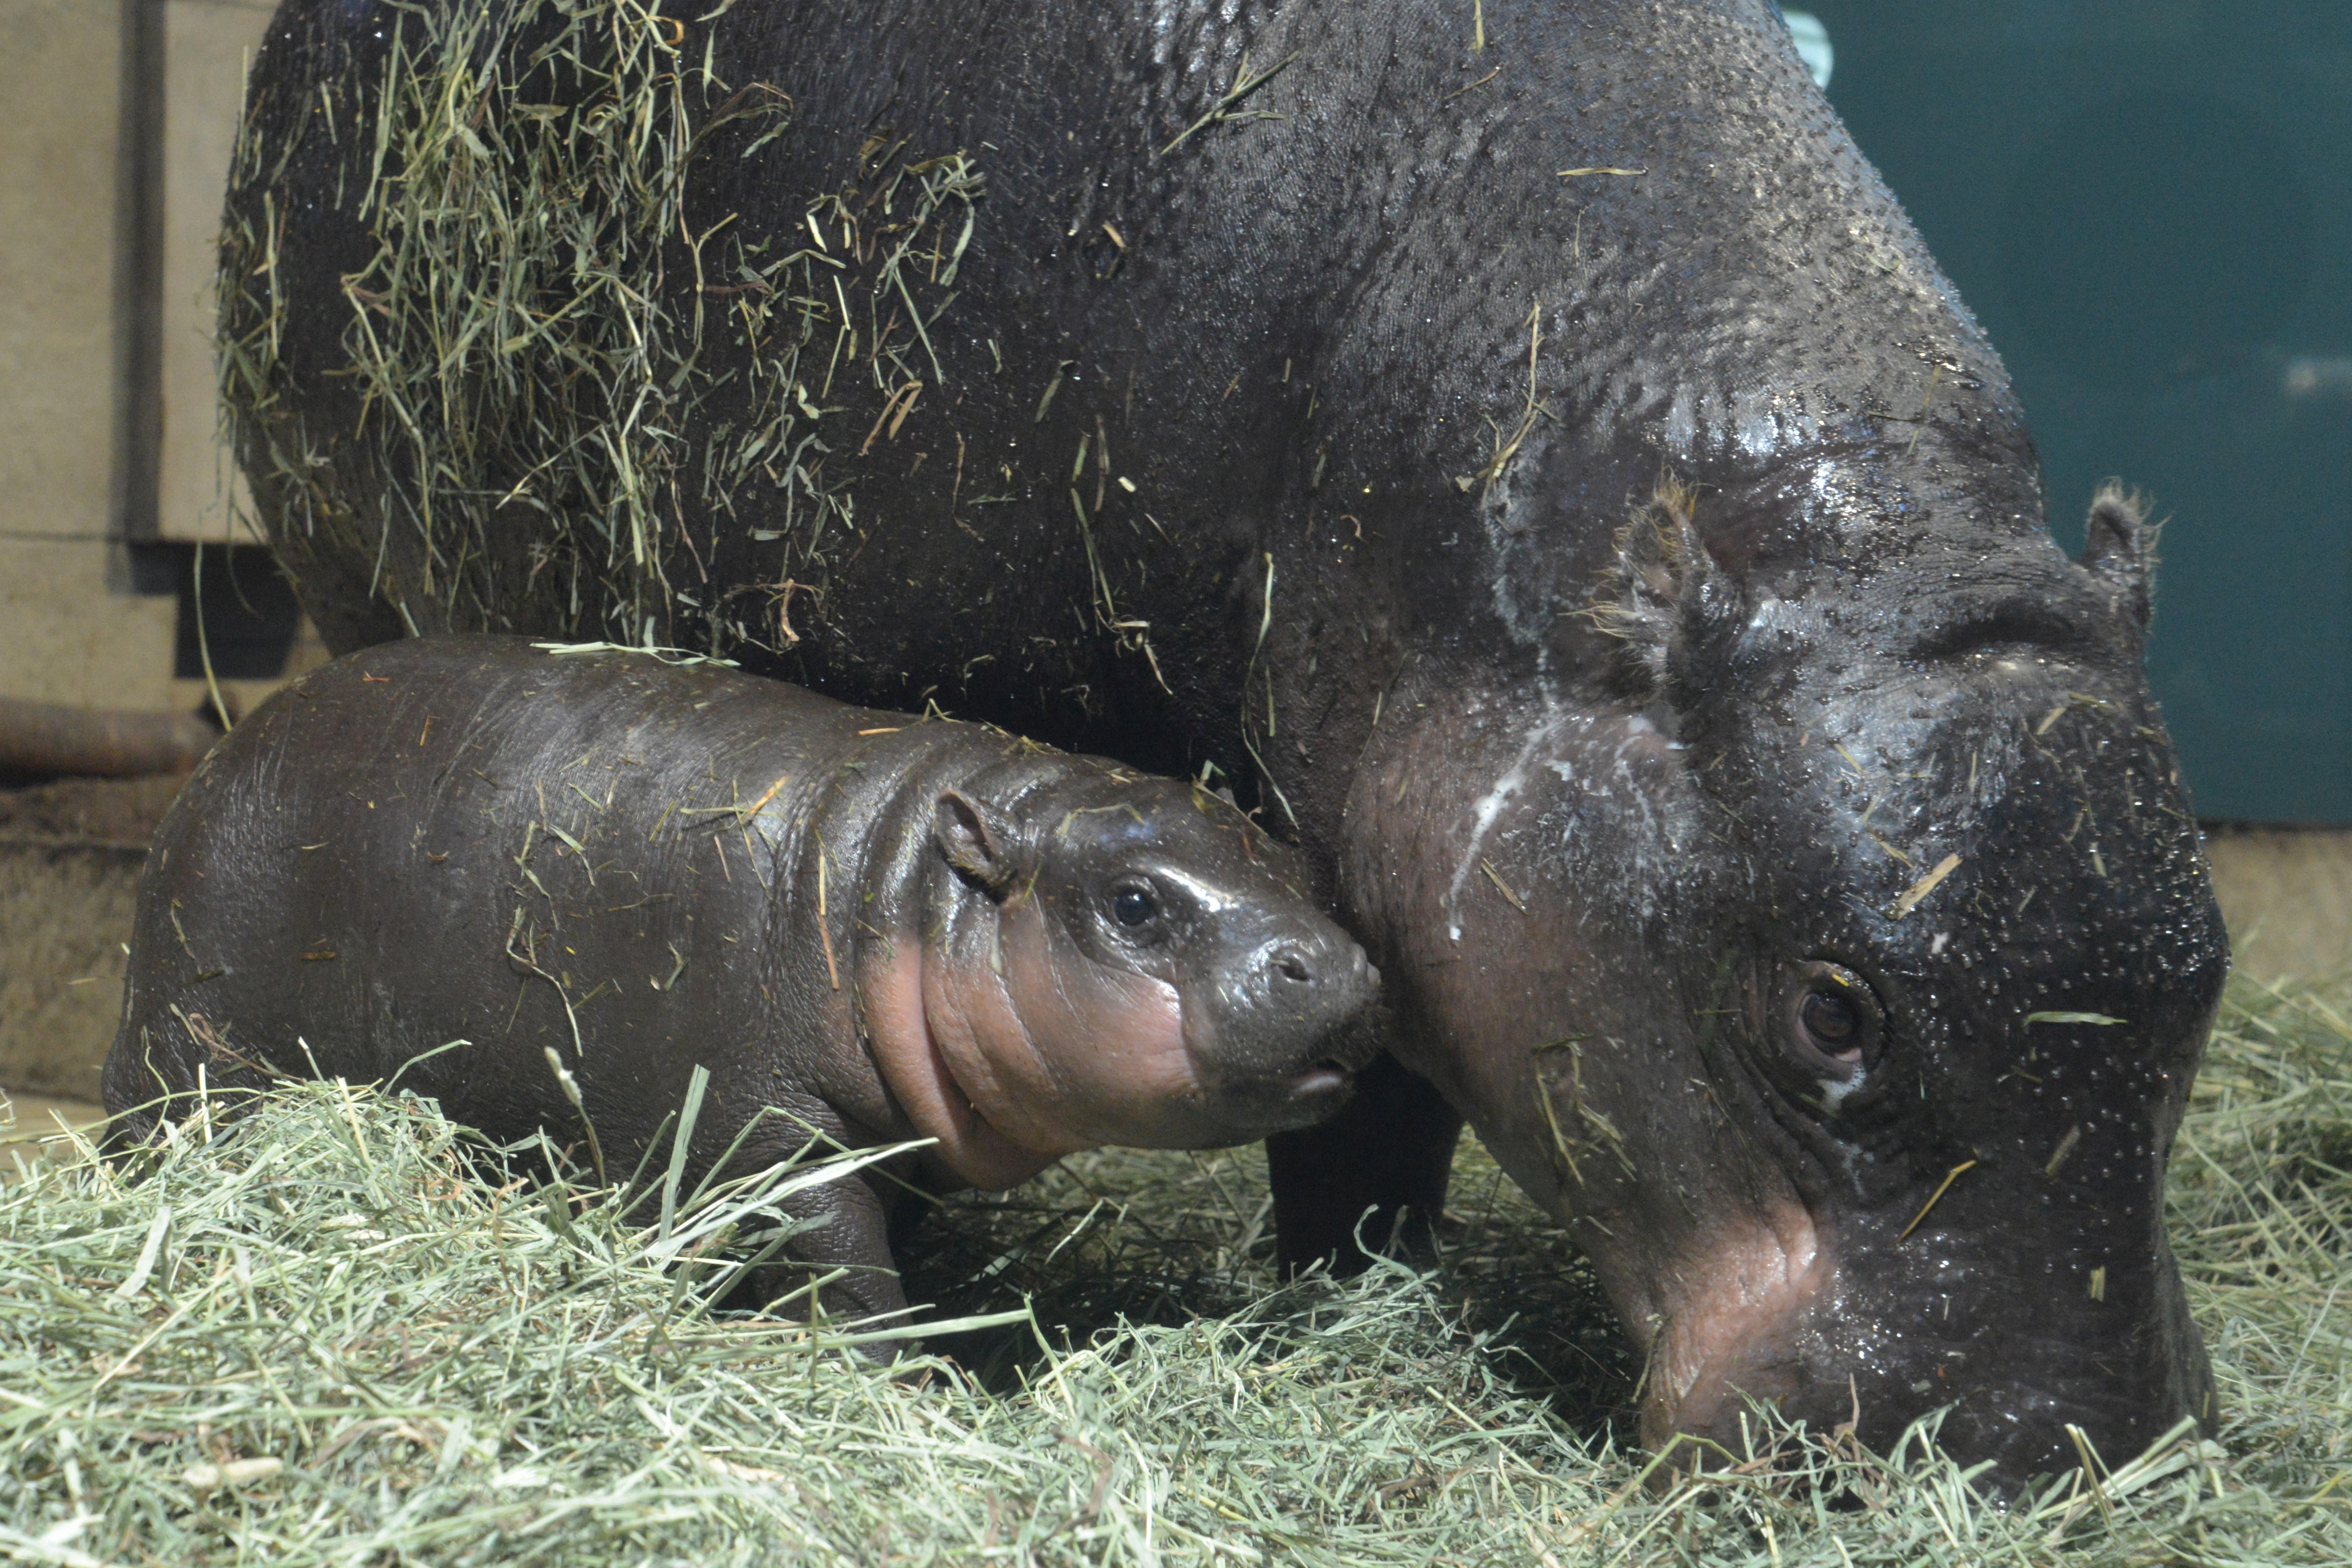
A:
157 0 276 545
0 2 124 543
2206 830 2352 983
0 540 177 710
0 845 142 1103
0 5 177 709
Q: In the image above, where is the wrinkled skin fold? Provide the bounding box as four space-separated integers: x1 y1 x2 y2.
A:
224 0 2227 1491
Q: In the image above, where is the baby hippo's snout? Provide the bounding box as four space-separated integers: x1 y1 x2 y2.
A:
1193 914 1383 1131
1010 770 1384 1147
1265 934 1379 1022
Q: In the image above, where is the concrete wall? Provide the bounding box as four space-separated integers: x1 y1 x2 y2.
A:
1 0 277 714
158 0 273 549
2 0 297 1111
0 2 176 711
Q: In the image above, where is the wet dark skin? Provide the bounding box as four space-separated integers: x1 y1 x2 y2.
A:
105 638 1378 1324
227 2 2226 1489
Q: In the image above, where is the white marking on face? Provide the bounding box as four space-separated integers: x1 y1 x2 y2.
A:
1731 387 1780 459
1480 459 1546 648
1817 1065 1865 1112
1665 388 1697 453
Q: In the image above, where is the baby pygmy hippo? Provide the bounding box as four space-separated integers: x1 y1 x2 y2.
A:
105 636 1378 1322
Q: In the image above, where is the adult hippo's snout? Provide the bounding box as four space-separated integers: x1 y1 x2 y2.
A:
1652 1209 2214 1490
1641 983 2218 1488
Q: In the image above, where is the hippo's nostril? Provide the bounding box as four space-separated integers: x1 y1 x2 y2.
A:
1274 948 1313 984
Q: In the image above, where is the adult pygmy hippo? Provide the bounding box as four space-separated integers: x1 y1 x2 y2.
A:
104 636 1379 1323
227 0 2229 1489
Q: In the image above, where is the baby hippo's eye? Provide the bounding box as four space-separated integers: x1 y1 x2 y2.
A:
1111 886 1159 927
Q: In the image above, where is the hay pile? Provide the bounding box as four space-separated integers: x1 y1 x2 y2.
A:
3 977 2346 1565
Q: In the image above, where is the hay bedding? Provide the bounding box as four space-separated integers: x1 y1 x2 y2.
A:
1 977 2345 1566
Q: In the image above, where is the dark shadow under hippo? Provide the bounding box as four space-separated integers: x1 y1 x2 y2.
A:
105 637 1378 1324
219 0 2227 1490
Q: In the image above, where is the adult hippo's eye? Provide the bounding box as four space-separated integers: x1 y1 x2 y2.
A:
1799 990 1858 1049
1780 960 1884 1081
1111 886 1159 927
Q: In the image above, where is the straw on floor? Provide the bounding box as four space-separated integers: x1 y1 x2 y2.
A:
2 974 2345 1565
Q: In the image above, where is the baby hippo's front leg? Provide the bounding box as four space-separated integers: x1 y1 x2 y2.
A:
735 1152 912 1330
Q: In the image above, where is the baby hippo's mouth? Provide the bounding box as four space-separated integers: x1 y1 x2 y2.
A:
1291 1007 1386 1085
1178 935 1380 1139
1212 985 1387 1134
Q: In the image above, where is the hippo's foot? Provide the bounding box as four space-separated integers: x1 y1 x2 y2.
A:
1267 1052 1464 1276
728 1257 911 1336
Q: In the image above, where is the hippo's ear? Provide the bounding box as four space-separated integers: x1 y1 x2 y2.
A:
935 791 1018 897
2079 483 2156 631
1589 476 1737 694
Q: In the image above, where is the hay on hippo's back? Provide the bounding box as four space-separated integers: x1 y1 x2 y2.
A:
3 974 2348 1564
220 0 975 659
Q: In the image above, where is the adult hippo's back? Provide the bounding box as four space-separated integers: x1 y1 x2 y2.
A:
223 0 2227 1489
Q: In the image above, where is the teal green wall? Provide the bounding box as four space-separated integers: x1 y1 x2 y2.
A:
1798 2 2350 824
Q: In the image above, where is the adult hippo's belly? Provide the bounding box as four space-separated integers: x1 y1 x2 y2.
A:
225 0 2228 1489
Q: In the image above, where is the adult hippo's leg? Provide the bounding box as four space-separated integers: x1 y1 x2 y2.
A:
1266 1052 1464 1272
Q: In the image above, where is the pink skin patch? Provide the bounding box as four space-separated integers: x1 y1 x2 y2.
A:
1634 1207 1836 1455
864 893 1192 1190
992 894 1197 1148
1345 684 1841 1458
864 944 1057 1192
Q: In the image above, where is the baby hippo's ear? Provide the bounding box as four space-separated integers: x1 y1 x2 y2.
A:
935 791 1018 897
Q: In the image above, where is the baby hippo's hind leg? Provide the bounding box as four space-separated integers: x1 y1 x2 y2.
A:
100 1005 293 1153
